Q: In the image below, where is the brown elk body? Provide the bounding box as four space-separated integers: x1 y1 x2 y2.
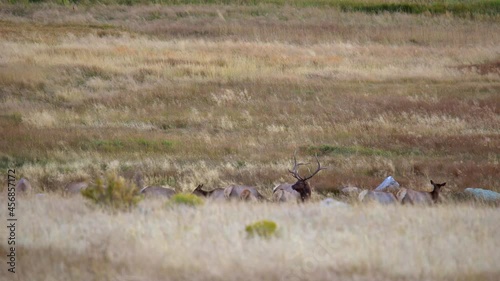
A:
397 180 446 205
133 172 176 198
64 181 88 195
192 184 226 200
140 186 177 198
272 153 325 202
358 190 399 204
272 183 300 203
224 185 266 201
240 189 258 202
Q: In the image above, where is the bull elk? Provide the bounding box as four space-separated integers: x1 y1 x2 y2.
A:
397 180 446 205
273 154 325 202
192 184 226 200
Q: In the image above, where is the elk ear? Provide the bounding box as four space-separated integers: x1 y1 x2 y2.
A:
440 182 446 187
430 180 435 185
224 186 234 198
195 184 203 190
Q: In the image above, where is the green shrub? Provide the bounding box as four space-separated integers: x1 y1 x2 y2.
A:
166 193 204 207
81 173 142 211
245 220 278 239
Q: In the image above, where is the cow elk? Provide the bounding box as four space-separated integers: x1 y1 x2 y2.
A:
273 154 325 202
397 180 446 205
358 190 399 205
240 189 258 202
140 185 177 198
192 184 226 201
224 185 266 201
64 181 89 195
133 172 177 198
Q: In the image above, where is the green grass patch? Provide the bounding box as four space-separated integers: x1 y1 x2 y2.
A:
308 144 422 157
339 1 500 16
79 138 175 153
166 193 204 207
309 144 393 157
0 155 48 170
8 0 500 16
245 220 278 239
0 113 23 125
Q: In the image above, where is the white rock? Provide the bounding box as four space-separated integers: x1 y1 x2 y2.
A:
374 176 400 191
464 188 500 201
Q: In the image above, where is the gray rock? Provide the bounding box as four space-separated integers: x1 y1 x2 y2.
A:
15 178 31 193
464 188 500 201
374 176 400 191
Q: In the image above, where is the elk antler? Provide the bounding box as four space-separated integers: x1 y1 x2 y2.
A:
302 155 326 181
288 151 307 180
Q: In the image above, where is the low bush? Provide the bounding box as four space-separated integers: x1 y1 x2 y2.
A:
81 173 142 211
245 220 278 239
166 193 204 207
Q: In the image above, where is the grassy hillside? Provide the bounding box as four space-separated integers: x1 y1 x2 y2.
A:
2 0 500 17
0 4 499 194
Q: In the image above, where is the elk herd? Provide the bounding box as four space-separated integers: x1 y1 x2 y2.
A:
11 153 500 205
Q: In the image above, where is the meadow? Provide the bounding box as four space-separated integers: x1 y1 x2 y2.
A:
0 2 499 193
0 1 499 279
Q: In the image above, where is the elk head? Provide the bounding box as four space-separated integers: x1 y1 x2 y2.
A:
288 153 326 202
430 180 446 203
192 184 209 197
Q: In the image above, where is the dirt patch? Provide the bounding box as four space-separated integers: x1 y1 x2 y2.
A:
456 60 500 75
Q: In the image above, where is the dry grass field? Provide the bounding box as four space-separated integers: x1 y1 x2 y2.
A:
1 194 500 281
0 1 499 280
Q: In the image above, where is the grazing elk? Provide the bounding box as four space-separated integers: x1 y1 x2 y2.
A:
132 171 177 198
224 185 266 201
397 180 446 205
358 190 399 205
240 189 258 202
272 154 326 202
64 181 88 195
192 184 226 201
140 185 177 198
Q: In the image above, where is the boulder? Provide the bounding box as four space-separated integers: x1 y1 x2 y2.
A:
464 188 500 202
15 178 31 193
374 176 400 191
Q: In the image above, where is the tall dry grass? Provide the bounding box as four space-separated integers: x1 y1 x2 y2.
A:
0 194 499 281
